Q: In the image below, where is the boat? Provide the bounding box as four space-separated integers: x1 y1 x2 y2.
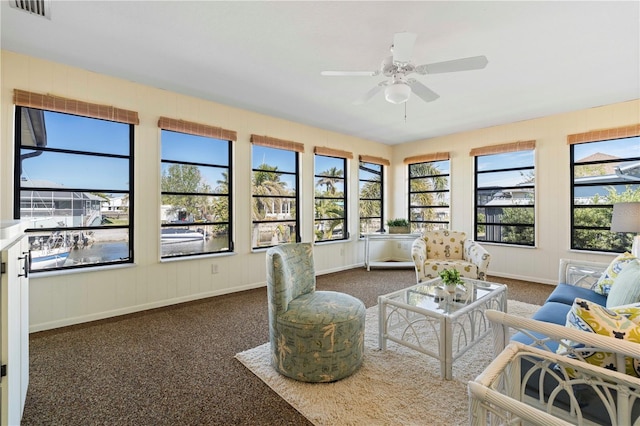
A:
161 228 206 243
30 246 70 269
29 231 71 269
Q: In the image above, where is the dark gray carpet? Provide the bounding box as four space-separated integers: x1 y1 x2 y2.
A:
22 268 552 425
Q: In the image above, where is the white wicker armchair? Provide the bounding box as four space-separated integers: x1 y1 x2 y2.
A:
411 230 490 283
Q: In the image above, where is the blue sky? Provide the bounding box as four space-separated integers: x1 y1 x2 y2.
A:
477 150 534 172
476 151 534 188
251 145 295 171
574 136 639 160
21 111 129 189
23 109 639 195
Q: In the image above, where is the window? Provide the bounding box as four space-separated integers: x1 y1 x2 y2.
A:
570 131 640 252
160 129 233 258
473 143 535 246
314 154 347 242
251 139 300 249
359 159 384 235
14 105 135 272
408 157 450 233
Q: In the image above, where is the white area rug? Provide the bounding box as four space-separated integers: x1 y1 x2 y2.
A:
236 300 539 426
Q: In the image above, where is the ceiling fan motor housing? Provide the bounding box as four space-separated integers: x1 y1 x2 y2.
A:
381 56 416 77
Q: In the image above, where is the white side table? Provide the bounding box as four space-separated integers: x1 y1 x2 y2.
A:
363 233 421 271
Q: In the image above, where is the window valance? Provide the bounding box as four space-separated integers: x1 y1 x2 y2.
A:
359 155 390 166
14 89 139 125
158 117 237 141
470 140 536 157
250 134 304 153
314 146 353 159
567 124 640 145
403 152 450 165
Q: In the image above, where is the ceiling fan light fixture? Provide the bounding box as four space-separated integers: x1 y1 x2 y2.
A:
384 83 411 104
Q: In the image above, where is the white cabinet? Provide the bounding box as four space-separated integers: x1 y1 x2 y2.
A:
0 221 29 426
363 233 421 271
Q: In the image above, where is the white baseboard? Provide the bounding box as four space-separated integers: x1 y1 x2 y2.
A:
29 281 266 333
31 264 553 333
31 264 369 332
316 262 364 275
488 270 556 286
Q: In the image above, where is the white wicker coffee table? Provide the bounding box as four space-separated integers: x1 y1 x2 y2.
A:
378 277 507 380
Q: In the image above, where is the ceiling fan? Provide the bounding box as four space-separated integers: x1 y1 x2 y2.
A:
321 32 488 105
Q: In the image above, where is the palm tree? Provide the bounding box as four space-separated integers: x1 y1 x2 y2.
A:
252 164 289 220
314 199 344 240
409 162 449 229
251 163 292 247
316 167 343 195
208 172 230 227
359 179 382 233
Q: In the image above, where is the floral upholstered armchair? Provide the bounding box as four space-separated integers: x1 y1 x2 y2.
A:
411 230 491 283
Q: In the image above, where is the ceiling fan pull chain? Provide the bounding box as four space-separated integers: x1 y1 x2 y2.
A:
404 102 407 123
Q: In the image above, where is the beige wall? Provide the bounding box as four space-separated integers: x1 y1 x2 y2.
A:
393 99 639 283
2 50 638 331
1 51 393 331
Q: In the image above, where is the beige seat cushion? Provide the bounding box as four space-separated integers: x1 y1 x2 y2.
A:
423 260 479 281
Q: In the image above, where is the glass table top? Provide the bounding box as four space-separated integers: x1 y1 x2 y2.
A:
380 278 505 315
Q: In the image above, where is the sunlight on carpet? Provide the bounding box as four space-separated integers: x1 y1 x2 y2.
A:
235 300 539 426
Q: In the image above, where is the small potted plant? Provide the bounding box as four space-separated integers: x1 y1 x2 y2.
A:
386 218 410 234
439 268 463 294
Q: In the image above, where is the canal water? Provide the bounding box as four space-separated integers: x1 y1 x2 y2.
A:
65 236 229 266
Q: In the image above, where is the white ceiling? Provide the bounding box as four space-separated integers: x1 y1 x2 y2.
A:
1 1 639 145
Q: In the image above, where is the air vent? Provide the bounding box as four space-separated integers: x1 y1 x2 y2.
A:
9 0 51 19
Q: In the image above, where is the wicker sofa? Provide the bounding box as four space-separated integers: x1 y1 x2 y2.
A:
469 257 640 425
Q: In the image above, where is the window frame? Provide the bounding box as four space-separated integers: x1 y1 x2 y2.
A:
408 159 451 232
314 154 348 242
251 145 300 249
159 129 233 259
570 136 640 252
14 105 135 272
359 160 384 236
473 150 536 246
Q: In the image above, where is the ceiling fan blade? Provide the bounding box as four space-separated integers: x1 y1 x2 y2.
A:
321 70 379 77
392 32 417 64
415 55 488 74
353 83 386 105
407 79 440 103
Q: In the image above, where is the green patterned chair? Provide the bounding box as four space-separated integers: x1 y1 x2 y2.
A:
412 230 491 283
266 243 366 382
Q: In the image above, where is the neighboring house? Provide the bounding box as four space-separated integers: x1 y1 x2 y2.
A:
101 195 128 218
161 205 193 224
574 156 640 203
20 178 103 227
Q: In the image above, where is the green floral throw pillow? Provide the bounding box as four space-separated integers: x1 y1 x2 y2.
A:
558 298 640 377
594 252 637 295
